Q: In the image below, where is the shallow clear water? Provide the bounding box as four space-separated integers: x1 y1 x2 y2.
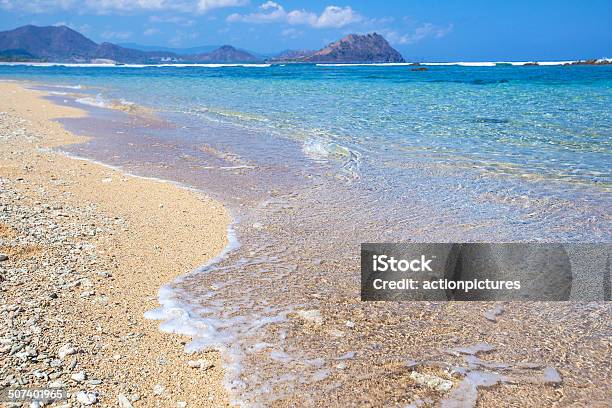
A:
2 64 611 187
1 64 611 406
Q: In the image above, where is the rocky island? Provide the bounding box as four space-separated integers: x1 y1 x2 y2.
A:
277 33 405 63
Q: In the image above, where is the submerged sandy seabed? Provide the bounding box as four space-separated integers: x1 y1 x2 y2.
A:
0 81 610 408
0 82 231 406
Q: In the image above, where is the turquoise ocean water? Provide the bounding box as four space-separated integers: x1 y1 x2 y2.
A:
1 63 611 405
2 64 611 187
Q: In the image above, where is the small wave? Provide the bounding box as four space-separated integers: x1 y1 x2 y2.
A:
303 139 352 160
317 63 415 67
156 63 271 68
75 93 142 114
421 61 578 67
75 94 109 108
195 107 269 123
0 62 271 68
44 84 83 90
315 61 582 68
302 139 361 179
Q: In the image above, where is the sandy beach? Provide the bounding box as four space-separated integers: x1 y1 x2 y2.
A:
0 82 231 407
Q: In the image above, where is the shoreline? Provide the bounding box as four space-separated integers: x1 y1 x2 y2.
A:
0 82 232 406
0 58 610 68
1 79 610 407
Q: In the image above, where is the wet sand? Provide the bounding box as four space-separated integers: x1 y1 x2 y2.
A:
0 82 231 407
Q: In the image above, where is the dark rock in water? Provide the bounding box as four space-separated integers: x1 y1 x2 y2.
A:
299 33 405 63
0 253 8 262
523 62 540 66
473 117 510 124
471 79 509 85
411 67 428 72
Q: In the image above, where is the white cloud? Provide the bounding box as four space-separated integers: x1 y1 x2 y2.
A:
281 27 301 39
0 0 246 14
100 30 133 40
168 29 199 46
227 1 284 23
314 6 361 28
52 22 92 33
143 27 160 36
383 23 453 45
149 15 195 26
0 0 74 12
227 2 361 28
197 0 248 13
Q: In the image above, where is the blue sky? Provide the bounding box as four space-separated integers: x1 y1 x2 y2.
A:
0 0 610 60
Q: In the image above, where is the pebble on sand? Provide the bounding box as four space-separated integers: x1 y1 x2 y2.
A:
187 359 214 370
117 393 134 408
71 371 86 383
75 391 98 405
409 371 454 392
57 343 77 359
153 384 166 395
296 309 324 325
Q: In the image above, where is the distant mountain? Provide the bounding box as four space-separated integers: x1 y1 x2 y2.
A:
118 43 219 55
295 33 405 63
0 25 98 61
0 25 261 64
0 25 177 63
188 45 262 63
93 42 176 63
269 49 316 62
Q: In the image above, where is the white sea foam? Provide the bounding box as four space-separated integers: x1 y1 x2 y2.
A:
75 93 136 110
316 60 583 67
302 139 361 180
420 60 578 66
75 94 109 108
155 63 271 68
142 223 289 405
0 62 271 68
44 83 83 89
316 63 416 67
